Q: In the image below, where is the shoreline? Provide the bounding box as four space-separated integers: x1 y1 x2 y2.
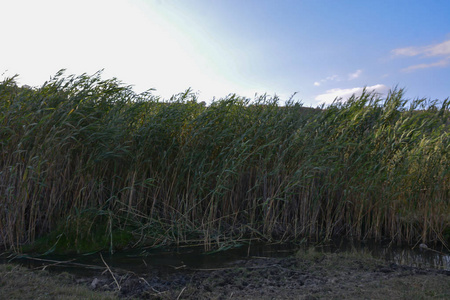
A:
2 250 450 299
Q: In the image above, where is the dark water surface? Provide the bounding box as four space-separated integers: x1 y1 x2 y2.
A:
3 239 450 276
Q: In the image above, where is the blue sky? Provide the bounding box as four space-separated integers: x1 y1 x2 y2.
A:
1 0 449 106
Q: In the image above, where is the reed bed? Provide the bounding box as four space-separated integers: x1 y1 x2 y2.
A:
0 71 449 252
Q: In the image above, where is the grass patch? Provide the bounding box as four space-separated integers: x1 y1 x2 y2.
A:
0 264 118 300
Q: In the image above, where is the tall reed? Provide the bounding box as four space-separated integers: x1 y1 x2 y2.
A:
1 71 448 252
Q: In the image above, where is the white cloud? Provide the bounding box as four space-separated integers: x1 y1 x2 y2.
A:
392 39 450 72
426 40 450 56
402 57 450 72
314 70 362 87
348 69 362 80
314 84 388 105
326 75 339 81
313 74 339 86
391 47 424 57
392 40 450 57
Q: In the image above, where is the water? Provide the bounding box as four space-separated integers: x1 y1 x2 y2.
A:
2 242 297 276
3 239 449 277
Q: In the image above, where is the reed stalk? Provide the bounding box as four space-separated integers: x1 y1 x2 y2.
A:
1 71 448 252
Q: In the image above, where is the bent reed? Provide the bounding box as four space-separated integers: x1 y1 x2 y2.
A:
1 71 449 253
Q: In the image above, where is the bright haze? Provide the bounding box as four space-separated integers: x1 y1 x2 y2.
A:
2 0 450 106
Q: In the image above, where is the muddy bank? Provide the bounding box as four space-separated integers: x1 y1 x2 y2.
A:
82 252 450 299
4 249 449 299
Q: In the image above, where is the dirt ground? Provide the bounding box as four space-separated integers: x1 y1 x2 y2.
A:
1 249 450 299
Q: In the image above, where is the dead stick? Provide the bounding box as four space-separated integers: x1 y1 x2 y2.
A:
15 257 104 270
99 252 121 291
176 286 186 300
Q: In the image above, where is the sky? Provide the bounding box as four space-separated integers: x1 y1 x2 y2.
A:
1 0 450 106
